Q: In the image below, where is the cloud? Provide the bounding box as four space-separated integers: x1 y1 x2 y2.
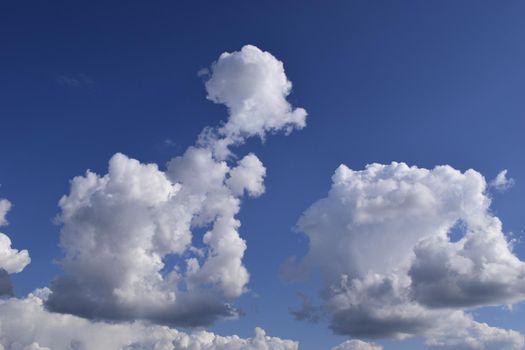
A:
0 198 30 298
490 169 515 192
290 162 525 347
0 199 11 227
56 73 95 88
46 45 306 327
0 269 13 297
289 293 322 323
425 311 524 350
199 45 307 159
0 291 298 350
0 199 30 275
331 339 383 350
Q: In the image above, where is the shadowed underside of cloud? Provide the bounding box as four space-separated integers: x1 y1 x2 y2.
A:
44 45 307 327
289 162 525 349
0 269 13 297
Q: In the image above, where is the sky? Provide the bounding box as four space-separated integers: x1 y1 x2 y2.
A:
1 1 525 349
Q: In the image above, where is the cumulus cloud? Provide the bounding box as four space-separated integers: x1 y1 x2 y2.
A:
490 169 515 192
425 311 524 350
46 45 306 327
331 339 383 350
290 162 525 348
0 291 298 350
199 45 307 159
0 199 30 275
0 198 30 297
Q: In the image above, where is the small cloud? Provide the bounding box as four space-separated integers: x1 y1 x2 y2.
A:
197 67 210 77
490 169 515 192
56 73 95 88
289 293 321 323
163 138 177 147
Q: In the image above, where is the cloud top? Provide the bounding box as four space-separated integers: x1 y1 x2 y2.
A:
201 45 307 159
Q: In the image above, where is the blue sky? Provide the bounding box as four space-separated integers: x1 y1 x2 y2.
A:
1 1 525 349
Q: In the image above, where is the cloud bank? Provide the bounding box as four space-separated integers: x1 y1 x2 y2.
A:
290 162 525 349
45 45 307 327
331 339 383 350
0 290 298 350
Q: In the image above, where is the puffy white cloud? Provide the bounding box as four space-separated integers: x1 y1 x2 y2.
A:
226 153 266 197
200 45 307 159
290 162 525 347
0 291 298 350
490 169 515 192
425 311 524 350
46 45 306 327
331 339 383 350
0 234 30 276
0 199 30 275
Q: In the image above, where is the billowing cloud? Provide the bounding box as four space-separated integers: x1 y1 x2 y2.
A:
0 198 30 297
426 311 524 350
331 339 383 350
0 199 30 275
199 45 307 159
490 169 515 192
46 45 306 327
290 162 525 348
0 291 298 350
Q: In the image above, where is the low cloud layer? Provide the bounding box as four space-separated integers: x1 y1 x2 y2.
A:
0 290 298 350
290 162 525 349
331 339 383 350
46 45 307 327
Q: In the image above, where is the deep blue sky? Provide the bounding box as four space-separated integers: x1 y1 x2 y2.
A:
1 1 525 349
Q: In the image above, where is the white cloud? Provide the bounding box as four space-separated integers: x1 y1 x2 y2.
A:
331 339 383 350
0 291 298 350
0 199 30 275
200 45 307 159
226 153 266 197
46 45 306 327
490 169 515 192
290 162 525 347
426 311 524 350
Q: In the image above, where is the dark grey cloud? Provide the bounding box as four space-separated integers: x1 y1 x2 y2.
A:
0 268 14 297
289 293 322 323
